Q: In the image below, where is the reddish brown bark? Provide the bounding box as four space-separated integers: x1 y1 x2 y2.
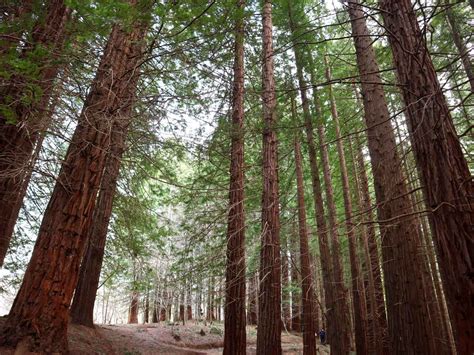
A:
289 222 301 333
247 273 258 325
380 1 474 352
312 83 351 354
144 292 150 324
347 1 440 353
294 137 317 355
444 1 474 92
281 243 292 331
352 85 388 354
257 2 281 354
223 1 246 353
288 8 335 346
128 291 139 324
325 57 367 355
0 0 70 267
0 4 149 351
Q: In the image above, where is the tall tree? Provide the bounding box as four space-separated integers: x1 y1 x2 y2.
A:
380 1 474 352
0 1 151 352
347 1 441 353
257 0 282 353
324 56 368 355
223 0 247 353
286 3 335 345
294 135 317 355
311 79 352 354
0 0 70 267
444 1 474 91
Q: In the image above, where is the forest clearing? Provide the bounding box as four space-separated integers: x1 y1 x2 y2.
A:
0 0 472 354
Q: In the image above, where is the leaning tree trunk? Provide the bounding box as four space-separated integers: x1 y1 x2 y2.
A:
257 1 282 354
0 3 151 352
69 13 147 328
0 0 70 267
128 291 139 324
347 1 441 353
223 1 246 353
294 136 317 355
380 1 474 352
325 56 368 355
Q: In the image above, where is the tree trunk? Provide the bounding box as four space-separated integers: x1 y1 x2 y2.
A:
224 1 246 352
325 56 367 355
444 1 474 92
312 82 351 354
288 7 335 347
348 1 441 353
247 273 258 325
0 4 150 351
294 136 317 355
281 241 292 331
290 221 301 333
0 0 70 267
380 1 474 352
352 85 388 354
144 291 150 324
257 1 281 354
128 291 139 324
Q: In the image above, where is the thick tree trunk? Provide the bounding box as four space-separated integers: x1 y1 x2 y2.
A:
257 1 281 353
380 1 474 352
128 291 139 324
348 1 441 353
223 1 246 353
70 113 134 327
0 4 150 351
0 0 70 267
325 57 367 355
69 14 147 328
294 137 317 355
444 1 474 92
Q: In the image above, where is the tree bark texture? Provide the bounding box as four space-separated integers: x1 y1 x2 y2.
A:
348 1 442 353
257 1 282 354
325 56 368 355
0 0 70 267
0 3 150 351
224 1 246 353
312 85 352 354
294 137 317 355
380 1 474 352
444 1 474 92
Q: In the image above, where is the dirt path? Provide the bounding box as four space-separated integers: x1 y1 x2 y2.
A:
1 320 330 354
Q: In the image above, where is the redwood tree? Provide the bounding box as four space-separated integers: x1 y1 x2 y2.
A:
223 0 247 353
380 1 474 352
0 2 152 352
257 0 282 353
0 0 70 267
347 1 440 352
294 136 317 355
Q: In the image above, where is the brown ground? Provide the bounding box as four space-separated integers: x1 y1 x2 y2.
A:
0 321 331 354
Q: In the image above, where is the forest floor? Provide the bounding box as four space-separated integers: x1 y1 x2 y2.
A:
0 319 331 354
